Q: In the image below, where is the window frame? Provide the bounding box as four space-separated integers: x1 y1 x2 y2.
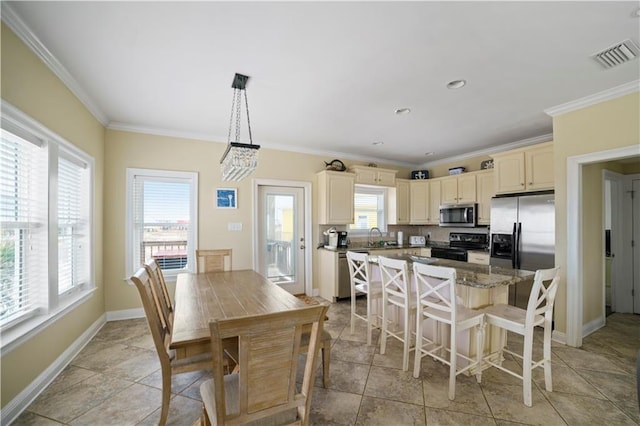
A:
348 185 388 236
125 168 198 282
0 101 95 355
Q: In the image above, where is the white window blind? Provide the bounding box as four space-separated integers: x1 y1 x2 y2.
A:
57 155 89 294
349 186 386 232
127 169 197 277
0 129 47 326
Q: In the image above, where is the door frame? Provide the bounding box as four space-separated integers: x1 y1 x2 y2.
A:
252 179 312 296
602 170 626 313
566 144 639 347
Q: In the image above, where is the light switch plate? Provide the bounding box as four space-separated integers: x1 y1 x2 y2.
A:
228 222 242 231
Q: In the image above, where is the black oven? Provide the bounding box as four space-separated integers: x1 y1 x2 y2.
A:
430 247 468 262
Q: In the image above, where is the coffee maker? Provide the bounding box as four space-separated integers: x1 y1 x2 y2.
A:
337 231 348 248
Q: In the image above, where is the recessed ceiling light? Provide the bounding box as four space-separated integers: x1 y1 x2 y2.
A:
425 151 435 156
633 7 640 17
395 108 411 115
446 79 466 89
372 141 384 146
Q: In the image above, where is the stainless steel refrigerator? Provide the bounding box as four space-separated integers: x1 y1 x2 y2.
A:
489 192 555 308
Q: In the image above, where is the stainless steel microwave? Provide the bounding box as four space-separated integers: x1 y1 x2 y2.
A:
439 203 477 227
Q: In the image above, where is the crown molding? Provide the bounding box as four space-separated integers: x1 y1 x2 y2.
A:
422 133 554 168
1 3 109 126
544 80 640 117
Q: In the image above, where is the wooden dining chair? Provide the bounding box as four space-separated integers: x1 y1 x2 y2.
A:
412 263 484 400
479 267 560 407
346 251 382 345
129 267 211 426
196 249 232 273
379 256 416 372
199 304 329 426
144 259 173 333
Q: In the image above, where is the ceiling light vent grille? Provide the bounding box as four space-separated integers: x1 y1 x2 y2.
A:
591 39 640 69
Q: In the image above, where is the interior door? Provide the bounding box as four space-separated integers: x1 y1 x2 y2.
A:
257 185 305 294
633 178 640 313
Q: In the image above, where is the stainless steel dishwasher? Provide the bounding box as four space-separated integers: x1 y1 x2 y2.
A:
337 250 368 301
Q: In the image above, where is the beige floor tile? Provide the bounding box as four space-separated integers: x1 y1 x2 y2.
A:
324 358 371 394
12 411 64 425
364 365 424 405
309 387 362 425
136 394 204 426
331 337 377 365
356 395 425 426
545 391 638 425
425 407 498 426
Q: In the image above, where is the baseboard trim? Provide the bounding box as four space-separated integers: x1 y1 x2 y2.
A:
1 314 106 425
551 330 567 345
105 308 145 321
582 316 605 339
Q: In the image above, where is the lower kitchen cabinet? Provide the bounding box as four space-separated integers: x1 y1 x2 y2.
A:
317 249 340 302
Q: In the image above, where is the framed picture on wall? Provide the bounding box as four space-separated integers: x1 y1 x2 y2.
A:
216 188 237 209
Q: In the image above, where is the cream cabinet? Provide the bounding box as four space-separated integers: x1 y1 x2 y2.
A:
427 179 442 225
476 170 494 225
441 174 477 205
467 251 490 265
388 179 410 225
492 142 554 194
349 165 397 187
420 248 432 257
316 170 355 224
369 247 421 257
409 180 430 224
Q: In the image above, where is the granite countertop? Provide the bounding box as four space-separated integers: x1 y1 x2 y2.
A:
369 254 534 289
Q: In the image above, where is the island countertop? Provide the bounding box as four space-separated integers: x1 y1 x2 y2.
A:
369 254 534 289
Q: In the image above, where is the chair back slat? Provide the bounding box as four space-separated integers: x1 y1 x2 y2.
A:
346 251 371 290
413 263 457 318
207 304 328 425
128 267 171 361
526 266 560 325
144 259 173 335
379 256 411 303
196 249 233 273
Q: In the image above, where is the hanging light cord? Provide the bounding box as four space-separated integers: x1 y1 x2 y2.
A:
226 87 253 145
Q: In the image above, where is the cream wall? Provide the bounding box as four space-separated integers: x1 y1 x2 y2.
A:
1 24 105 406
103 129 409 311
552 92 639 334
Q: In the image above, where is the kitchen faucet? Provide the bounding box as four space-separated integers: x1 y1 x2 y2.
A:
368 227 383 246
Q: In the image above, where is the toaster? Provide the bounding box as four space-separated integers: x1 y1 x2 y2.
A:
409 235 426 246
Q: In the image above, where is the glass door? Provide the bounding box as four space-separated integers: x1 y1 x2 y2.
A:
258 185 305 294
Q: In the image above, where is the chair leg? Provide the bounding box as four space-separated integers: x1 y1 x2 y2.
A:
475 322 485 384
380 299 388 355
402 305 410 372
160 368 171 426
522 332 534 407
366 294 372 346
350 294 356 336
322 342 331 388
413 314 424 378
448 326 457 401
543 322 553 392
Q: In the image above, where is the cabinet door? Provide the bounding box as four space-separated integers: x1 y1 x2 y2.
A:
376 170 396 187
354 168 377 185
494 152 525 194
476 171 494 225
441 177 458 205
409 181 429 224
327 173 354 224
526 145 554 191
427 179 442 225
457 174 477 203
389 179 410 224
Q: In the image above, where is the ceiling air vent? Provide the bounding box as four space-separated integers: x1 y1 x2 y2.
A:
591 39 640 69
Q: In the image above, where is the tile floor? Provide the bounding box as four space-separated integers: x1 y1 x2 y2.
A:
13 298 640 425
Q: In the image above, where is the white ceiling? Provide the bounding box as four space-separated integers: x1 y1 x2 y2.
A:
3 1 640 167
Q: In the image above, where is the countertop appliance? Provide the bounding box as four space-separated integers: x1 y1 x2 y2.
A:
439 203 477 227
430 232 488 262
337 231 348 248
490 192 555 308
409 235 426 247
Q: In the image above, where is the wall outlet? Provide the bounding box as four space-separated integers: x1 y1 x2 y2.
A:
389 231 396 238
228 222 242 231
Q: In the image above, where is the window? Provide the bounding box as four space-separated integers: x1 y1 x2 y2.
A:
126 169 198 280
1 103 94 343
349 186 387 233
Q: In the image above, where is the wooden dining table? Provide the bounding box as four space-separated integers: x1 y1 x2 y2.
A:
170 269 309 359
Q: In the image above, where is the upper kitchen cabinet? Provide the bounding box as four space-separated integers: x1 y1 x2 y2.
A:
409 180 430 224
476 170 494 225
427 179 442 225
388 179 410 225
492 142 554 194
349 165 397 187
317 170 355 224
441 173 477 205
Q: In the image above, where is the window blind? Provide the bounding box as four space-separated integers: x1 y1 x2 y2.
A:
0 129 47 325
350 187 386 231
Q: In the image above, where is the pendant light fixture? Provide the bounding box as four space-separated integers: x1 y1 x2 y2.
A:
220 73 260 181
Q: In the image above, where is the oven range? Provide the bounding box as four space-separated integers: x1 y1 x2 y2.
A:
430 232 488 262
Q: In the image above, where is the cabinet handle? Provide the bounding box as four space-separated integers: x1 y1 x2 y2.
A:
529 182 533 185
521 183 525 186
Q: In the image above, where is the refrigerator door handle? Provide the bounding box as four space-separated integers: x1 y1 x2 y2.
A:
516 222 522 269
511 222 517 269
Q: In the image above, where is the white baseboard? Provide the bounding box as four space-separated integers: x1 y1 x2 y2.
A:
105 308 145 321
312 288 320 297
552 330 567 345
1 314 106 425
582 316 605 339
